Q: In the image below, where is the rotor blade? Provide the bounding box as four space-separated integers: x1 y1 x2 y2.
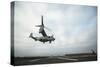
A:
41 16 44 26
44 26 51 31
35 25 42 27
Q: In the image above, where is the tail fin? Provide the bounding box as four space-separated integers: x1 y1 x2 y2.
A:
29 33 37 41
29 33 33 38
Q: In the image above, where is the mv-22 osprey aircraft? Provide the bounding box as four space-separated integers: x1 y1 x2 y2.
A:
29 16 55 43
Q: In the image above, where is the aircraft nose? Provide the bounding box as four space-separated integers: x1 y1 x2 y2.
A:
53 38 55 41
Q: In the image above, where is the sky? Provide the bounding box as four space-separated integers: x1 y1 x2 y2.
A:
14 1 97 57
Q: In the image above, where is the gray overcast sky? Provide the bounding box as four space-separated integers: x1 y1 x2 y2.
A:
14 1 97 57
